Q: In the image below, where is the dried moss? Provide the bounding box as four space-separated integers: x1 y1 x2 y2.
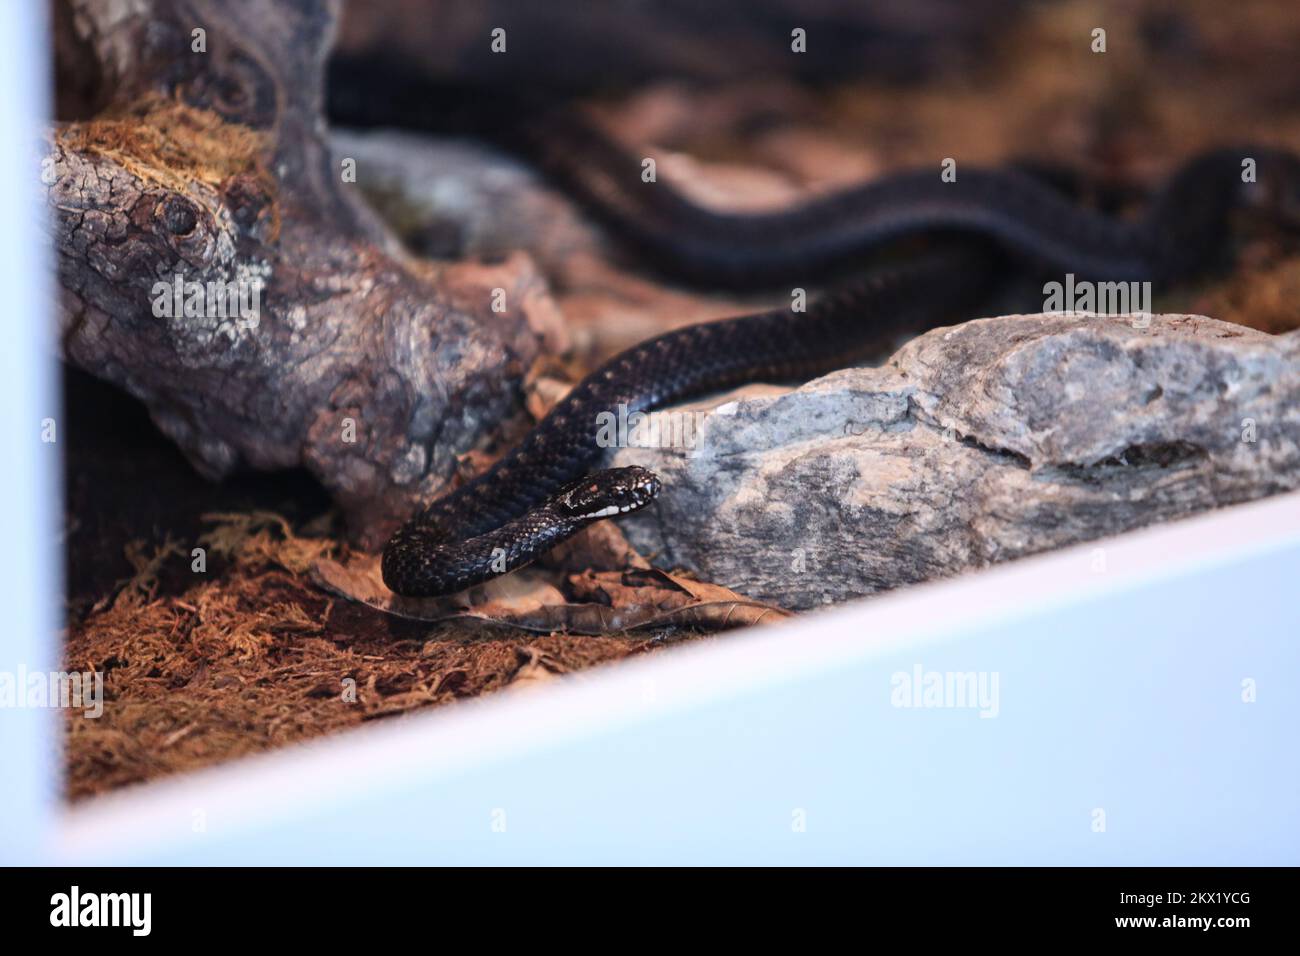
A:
198 510 337 575
63 517 666 800
59 94 270 193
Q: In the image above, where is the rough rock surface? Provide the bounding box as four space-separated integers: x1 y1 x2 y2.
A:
611 313 1300 609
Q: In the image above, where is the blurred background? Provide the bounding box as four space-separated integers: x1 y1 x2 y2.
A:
324 0 1300 348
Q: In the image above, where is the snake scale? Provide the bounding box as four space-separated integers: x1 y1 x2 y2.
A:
328 74 1300 597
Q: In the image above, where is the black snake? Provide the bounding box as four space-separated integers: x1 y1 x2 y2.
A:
331 78 1300 597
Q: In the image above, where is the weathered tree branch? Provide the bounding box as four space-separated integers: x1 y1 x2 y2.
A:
46 0 561 546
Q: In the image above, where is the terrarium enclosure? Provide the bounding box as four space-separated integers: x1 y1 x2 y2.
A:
10 0 1297 847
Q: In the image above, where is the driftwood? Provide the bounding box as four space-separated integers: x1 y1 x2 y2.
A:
46 0 561 546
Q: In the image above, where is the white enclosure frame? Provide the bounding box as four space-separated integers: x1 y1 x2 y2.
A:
38 490 1300 865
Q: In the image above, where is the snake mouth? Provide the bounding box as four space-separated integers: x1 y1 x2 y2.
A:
579 502 640 519
578 487 660 519
556 466 662 520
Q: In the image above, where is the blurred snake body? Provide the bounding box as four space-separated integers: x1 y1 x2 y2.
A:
370 90 1300 596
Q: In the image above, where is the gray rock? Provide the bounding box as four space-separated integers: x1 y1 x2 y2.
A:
611 313 1300 609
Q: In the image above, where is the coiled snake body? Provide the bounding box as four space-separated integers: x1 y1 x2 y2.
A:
370 92 1300 597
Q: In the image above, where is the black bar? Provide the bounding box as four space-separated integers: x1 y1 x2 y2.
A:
0 867 1286 938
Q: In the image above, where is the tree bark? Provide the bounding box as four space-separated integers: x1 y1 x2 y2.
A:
46 0 562 546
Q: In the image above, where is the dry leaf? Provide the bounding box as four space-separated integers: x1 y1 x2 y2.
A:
507 646 568 691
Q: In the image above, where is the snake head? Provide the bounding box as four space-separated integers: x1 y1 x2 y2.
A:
555 467 661 520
